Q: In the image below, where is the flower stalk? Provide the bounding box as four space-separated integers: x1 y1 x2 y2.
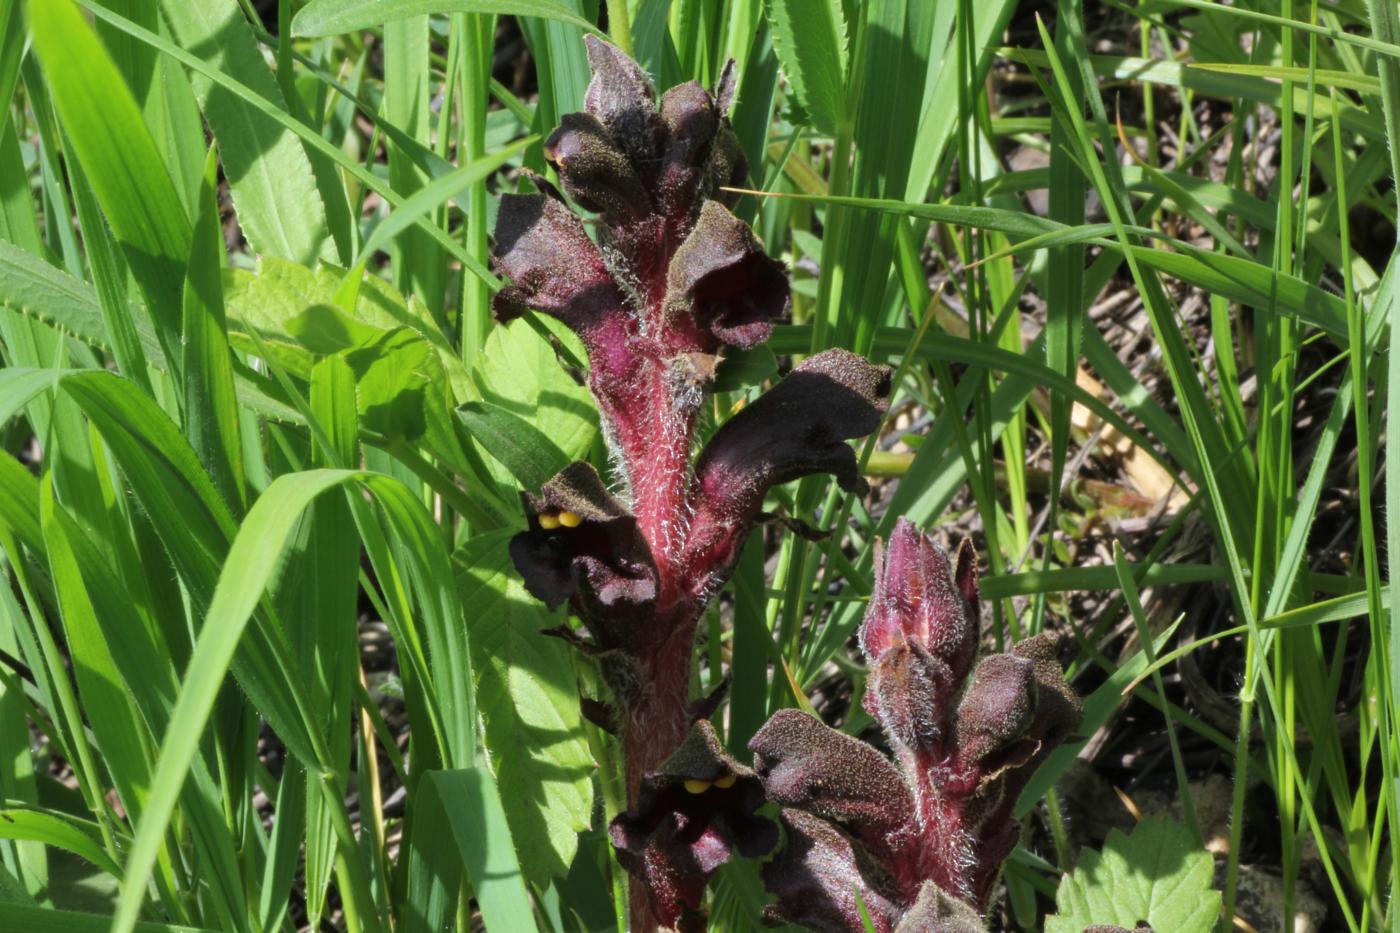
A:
490 37 892 930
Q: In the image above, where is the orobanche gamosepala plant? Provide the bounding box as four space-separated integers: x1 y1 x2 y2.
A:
489 37 1080 932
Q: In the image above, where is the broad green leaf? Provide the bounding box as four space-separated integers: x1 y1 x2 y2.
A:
158 0 333 265
286 303 388 355
473 318 598 464
224 259 400 376
454 532 594 886
765 0 846 134
458 401 570 492
713 344 778 392
28 0 191 378
293 0 597 37
342 328 459 456
224 257 467 391
1045 818 1221 933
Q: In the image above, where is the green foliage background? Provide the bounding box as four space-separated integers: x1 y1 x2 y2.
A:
0 0 1395 929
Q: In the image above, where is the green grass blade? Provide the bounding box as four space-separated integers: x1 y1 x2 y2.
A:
0 807 121 879
257 761 306 933
1015 617 1183 815
28 0 191 382
73 0 503 290
382 15 446 318
182 147 247 514
299 357 362 927
108 469 371 933
353 136 534 269
158 0 334 265
424 769 536 931
1362 0 1400 918
39 477 156 823
292 0 598 36
0 0 22 124
66 155 153 394
0 904 216 933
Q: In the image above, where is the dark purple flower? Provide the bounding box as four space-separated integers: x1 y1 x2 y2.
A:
759 808 904 933
507 461 660 653
745 520 1081 931
609 720 778 931
682 349 891 598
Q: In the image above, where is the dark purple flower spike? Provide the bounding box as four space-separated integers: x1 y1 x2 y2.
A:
609 720 778 932
489 38 891 930
745 520 1081 931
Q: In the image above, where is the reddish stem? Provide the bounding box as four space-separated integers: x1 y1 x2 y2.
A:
619 614 699 931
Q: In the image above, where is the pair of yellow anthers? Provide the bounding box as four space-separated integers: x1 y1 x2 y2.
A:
538 511 583 530
683 773 737 794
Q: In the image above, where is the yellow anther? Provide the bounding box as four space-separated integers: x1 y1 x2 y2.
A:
682 779 711 795
712 773 737 790
557 510 583 528
537 513 561 530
